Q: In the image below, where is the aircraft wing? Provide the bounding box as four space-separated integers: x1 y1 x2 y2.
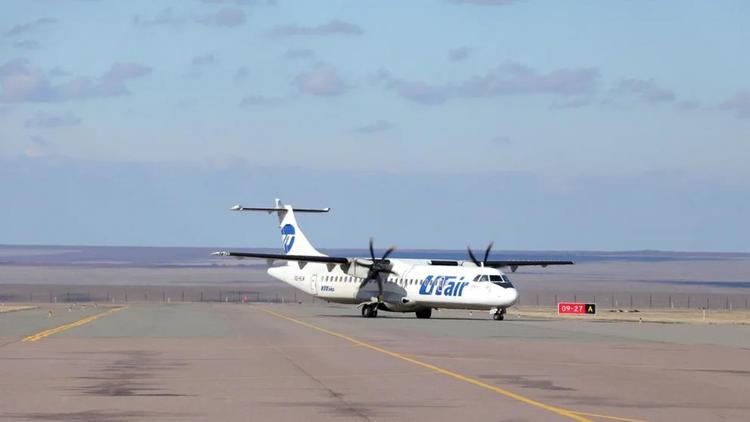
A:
484 260 574 272
213 252 573 269
212 251 349 264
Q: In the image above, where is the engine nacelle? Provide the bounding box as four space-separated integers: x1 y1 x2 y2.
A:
344 260 372 279
378 299 417 312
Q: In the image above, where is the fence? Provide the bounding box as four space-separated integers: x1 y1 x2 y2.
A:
1 286 749 311
0 285 314 305
518 291 750 311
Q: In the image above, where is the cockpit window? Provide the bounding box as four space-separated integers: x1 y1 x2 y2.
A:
490 274 514 287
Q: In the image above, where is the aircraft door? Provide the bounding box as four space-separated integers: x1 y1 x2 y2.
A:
311 274 317 295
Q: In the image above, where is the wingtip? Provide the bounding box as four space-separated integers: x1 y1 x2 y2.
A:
230 204 242 211
211 251 230 256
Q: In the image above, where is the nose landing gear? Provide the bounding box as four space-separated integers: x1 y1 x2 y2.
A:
492 308 506 321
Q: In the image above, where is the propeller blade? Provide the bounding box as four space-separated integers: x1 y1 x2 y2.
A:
381 246 396 261
369 238 375 261
359 278 369 289
467 246 481 266
376 276 383 299
483 242 494 265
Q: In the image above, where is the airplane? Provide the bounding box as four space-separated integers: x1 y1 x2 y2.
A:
213 199 573 320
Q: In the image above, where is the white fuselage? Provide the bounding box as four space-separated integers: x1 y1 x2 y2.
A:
268 258 519 312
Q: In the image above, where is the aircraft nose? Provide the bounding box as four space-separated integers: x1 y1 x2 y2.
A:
507 288 519 305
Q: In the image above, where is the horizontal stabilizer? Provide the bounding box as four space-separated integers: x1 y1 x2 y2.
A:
230 205 330 213
212 251 348 264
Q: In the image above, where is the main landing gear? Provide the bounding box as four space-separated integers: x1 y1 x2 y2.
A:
493 308 507 321
415 308 432 319
361 304 378 318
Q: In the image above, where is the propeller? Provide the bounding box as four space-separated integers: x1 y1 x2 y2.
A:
467 242 494 267
356 238 398 302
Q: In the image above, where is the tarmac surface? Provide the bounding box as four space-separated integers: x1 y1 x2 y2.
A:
1 303 750 421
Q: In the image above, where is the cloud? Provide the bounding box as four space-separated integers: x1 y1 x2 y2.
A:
353 120 395 134
460 63 599 97
294 66 347 96
614 78 676 103
719 91 750 118
0 58 152 102
25 111 82 129
490 135 511 145
375 62 598 105
0 58 57 102
677 100 701 111
234 66 251 82
191 53 218 67
238 95 282 106
550 97 594 109
283 48 315 60
3 17 57 38
448 47 471 62
185 54 218 78
14 40 40 50
450 0 520 5
271 20 363 37
197 7 246 27
132 7 184 27
201 0 270 5
49 67 69 78
374 70 451 104
24 135 54 158
102 62 151 81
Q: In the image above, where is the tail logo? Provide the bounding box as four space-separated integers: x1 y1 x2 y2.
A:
281 224 296 253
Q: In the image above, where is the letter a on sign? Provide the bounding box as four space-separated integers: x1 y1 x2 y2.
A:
586 304 596 314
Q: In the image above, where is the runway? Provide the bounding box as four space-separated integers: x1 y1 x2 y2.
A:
1 303 749 421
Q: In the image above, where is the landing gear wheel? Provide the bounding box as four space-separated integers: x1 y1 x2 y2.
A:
361 304 378 318
493 308 506 321
415 308 432 319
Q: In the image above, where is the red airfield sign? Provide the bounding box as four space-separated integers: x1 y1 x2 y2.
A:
558 302 596 315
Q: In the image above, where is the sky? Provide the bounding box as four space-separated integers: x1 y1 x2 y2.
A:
1 0 749 252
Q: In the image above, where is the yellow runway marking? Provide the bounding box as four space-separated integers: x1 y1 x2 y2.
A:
22 307 127 342
261 307 648 422
572 412 647 422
